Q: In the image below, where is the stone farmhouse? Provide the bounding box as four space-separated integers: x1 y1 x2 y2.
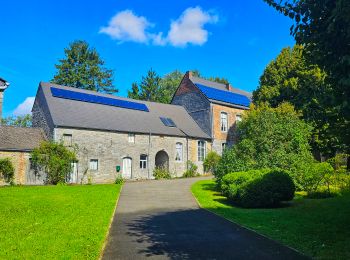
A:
0 72 251 184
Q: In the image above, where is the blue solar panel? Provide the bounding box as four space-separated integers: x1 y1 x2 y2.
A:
51 87 149 112
195 84 251 107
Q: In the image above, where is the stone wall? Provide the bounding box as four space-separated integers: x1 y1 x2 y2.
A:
0 151 45 185
54 127 209 183
172 75 212 137
32 88 55 139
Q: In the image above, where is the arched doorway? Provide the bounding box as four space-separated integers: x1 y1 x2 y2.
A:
155 150 169 170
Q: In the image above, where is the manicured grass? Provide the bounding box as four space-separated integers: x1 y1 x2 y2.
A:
192 180 350 260
0 184 122 259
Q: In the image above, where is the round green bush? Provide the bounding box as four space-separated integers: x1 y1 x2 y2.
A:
223 169 295 208
0 158 15 184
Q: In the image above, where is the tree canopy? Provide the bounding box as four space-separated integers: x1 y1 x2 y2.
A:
128 69 162 102
263 0 350 157
128 69 230 103
214 103 314 183
52 40 117 94
1 114 32 127
253 45 336 156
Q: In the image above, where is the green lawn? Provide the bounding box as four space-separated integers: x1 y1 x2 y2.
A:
192 180 350 260
0 184 122 259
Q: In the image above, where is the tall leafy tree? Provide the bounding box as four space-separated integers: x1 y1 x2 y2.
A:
253 45 336 156
128 69 230 103
1 114 32 127
128 69 162 102
263 0 350 161
214 103 314 186
158 70 183 103
52 40 117 94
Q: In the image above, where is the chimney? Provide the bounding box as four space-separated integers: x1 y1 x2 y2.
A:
225 83 232 91
0 78 10 124
185 71 193 78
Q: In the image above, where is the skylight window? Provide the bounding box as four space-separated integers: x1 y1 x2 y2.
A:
160 117 176 127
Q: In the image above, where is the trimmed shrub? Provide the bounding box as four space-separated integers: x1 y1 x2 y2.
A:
222 169 295 208
114 174 124 184
221 170 265 197
0 158 15 184
203 151 221 174
31 141 77 185
293 162 334 193
183 161 199 178
153 167 172 180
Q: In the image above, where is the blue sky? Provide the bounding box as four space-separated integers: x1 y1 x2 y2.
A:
0 0 294 117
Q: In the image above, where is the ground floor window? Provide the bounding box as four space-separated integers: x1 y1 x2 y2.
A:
198 140 206 162
89 159 98 171
222 143 227 153
140 154 147 169
175 142 183 161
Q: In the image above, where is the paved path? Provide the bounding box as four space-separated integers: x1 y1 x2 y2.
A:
102 177 307 260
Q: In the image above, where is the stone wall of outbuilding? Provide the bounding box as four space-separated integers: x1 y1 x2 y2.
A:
54 127 211 183
0 151 46 185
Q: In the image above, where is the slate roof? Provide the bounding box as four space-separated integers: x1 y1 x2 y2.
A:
0 126 46 151
38 82 210 139
190 76 252 98
189 75 252 109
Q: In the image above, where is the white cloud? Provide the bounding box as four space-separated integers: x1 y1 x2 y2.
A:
167 7 218 47
99 10 153 43
13 97 35 116
99 7 218 47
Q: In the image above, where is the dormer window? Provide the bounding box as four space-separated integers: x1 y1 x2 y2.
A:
160 117 176 127
220 112 228 132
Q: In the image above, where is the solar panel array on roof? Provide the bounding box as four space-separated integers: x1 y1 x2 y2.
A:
195 83 250 107
51 87 149 112
160 117 176 127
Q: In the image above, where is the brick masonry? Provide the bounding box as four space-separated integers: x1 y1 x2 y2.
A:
211 103 246 155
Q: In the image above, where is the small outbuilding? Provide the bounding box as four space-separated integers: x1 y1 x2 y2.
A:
0 126 46 184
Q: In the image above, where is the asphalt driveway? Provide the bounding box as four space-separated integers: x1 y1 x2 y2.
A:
102 177 307 260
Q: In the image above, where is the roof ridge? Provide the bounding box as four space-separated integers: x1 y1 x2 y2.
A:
41 82 186 108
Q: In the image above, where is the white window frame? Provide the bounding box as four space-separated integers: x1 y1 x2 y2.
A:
89 159 98 171
140 154 147 169
63 134 72 146
175 142 183 162
236 114 242 122
222 143 227 153
198 140 206 162
220 112 228 132
128 133 135 143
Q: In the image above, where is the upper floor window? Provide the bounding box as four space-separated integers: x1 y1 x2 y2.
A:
89 159 98 171
175 142 183 162
198 140 206 162
220 112 228 132
236 114 242 122
140 154 147 169
63 134 72 146
128 133 135 143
